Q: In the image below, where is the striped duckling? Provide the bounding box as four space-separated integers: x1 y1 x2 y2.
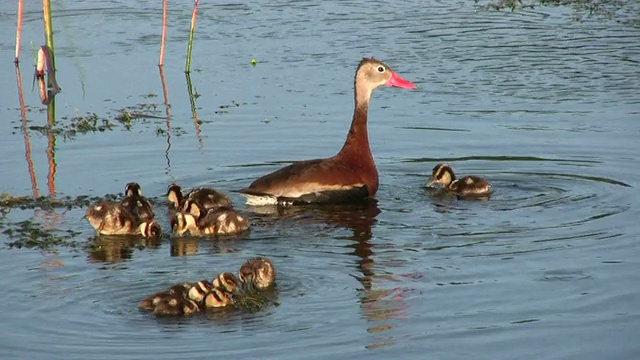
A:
121 182 155 223
138 274 240 315
167 184 232 214
171 202 250 236
426 163 491 197
138 282 199 316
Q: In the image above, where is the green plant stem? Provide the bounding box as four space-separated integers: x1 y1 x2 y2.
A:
185 0 200 73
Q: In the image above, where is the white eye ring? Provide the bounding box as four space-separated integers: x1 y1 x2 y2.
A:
377 66 385 73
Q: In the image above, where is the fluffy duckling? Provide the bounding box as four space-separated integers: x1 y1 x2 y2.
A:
426 163 491 197
138 259 276 316
153 295 200 316
138 282 192 311
85 202 161 238
213 272 242 293
239 257 277 289
167 184 232 213
121 182 155 223
171 203 250 236
187 279 217 304
139 279 235 315
203 287 235 308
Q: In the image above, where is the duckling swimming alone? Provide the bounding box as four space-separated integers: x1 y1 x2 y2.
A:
85 201 161 238
426 163 491 197
171 203 250 236
121 182 155 223
239 257 277 289
167 184 232 213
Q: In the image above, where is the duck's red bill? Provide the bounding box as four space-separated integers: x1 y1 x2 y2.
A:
386 72 417 89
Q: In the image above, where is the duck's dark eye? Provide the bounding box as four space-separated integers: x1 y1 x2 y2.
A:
377 66 385 73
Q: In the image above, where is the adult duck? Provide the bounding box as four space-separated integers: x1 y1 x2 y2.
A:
240 58 416 206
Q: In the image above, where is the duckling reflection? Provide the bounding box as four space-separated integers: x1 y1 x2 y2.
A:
86 232 161 263
426 163 491 197
167 184 232 213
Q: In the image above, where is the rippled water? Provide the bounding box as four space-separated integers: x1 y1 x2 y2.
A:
1 1 639 359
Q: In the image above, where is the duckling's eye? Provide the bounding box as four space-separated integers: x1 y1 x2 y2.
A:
377 66 385 73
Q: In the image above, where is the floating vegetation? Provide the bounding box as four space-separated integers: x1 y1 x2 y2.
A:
155 125 187 137
215 100 242 114
3 219 83 252
0 192 118 212
233 287 280 313
475 0 640 24
0 193 164 254
27 113 114 139
13 100 170 140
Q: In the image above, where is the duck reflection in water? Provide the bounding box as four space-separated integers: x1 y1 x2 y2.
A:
86 234 161 263
247 199 408 348
170 235 241 257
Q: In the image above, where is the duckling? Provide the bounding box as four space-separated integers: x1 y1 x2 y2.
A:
426 163 491 197
167 184 232 213
85 202 160 238
238 257 276 289
187 279 216 304
121 182 155 223
203 287 235 308
153 295 200 316
171 203 250 236
212 272 242 294
138 282 192 311
139 220 162 239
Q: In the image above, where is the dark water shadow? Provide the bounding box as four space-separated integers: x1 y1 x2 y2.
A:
246 200 409 348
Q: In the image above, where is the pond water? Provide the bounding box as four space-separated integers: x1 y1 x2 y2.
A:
1 1 639 359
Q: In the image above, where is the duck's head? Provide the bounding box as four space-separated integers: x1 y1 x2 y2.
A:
125 182 143 197
355 58 416 100
239 257 276 289
426 163 456 188
167 184 183 208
